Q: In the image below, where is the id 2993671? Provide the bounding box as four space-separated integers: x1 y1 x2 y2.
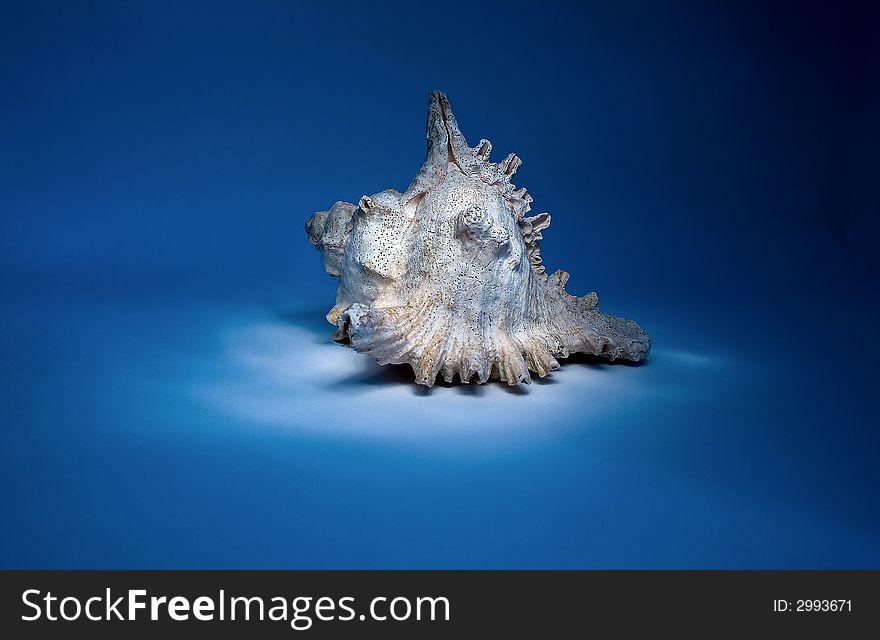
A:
773 599 852 613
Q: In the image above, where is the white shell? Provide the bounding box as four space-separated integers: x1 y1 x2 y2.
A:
306 92 650 387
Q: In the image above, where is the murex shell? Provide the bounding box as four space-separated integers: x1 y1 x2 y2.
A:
306 92 650 387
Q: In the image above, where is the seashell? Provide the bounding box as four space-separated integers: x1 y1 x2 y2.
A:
306 91 650 387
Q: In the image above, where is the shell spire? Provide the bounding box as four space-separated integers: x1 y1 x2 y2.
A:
405 92 530 213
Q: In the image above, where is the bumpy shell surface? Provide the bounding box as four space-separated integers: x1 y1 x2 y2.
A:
306 92 650 386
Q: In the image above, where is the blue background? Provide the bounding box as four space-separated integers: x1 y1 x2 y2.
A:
1 0 878 568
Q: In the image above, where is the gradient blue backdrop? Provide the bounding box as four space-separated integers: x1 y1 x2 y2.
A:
1 0 878 568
